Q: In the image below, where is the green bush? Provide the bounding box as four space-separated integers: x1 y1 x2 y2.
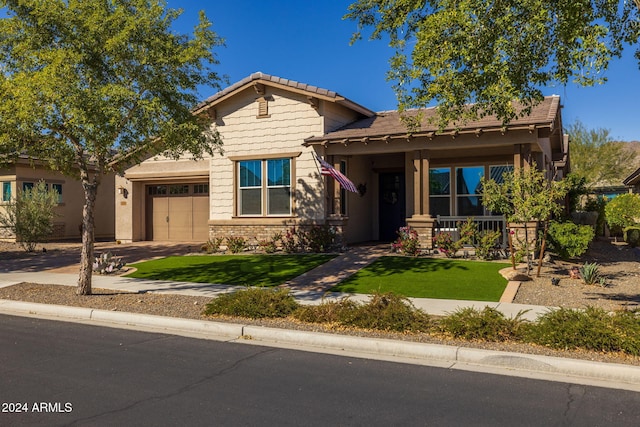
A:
203 288 299 319
348 292 431 332
547 221 594 259
257 232 281 254
456 218 502 260
0 180 60 252
392 226 421 256
526 307 640 355
201 237 224 254
303 225 338 253
294 292 431 333
432 232 462 257
438 307 527 342
605 193 640 231
624 226 640 247
225 236 246 254
293 298 360 324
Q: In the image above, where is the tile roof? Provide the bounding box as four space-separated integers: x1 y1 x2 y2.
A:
304 96 561 144
194 72 374 117
624 166 640 186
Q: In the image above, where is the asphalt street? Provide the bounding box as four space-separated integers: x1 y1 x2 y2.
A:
2 314 640 427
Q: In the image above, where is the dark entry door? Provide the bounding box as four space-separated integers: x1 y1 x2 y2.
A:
379 172 406 242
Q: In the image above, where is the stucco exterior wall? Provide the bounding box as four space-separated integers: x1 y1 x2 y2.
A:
0 164 115 241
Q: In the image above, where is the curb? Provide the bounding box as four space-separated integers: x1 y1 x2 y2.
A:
0 299 243 339
1 299 640 390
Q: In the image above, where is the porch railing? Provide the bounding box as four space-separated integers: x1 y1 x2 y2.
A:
435 215 508 249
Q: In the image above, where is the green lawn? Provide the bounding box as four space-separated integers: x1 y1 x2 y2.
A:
331 256 510 301
126 254 336 287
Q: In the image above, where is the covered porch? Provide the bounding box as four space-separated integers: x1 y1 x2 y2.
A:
304 97 569 248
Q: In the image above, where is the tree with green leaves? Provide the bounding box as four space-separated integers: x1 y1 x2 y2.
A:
482 166 569 275
0 1 224 295
605 193 640 231
567 120 637 187
0 181 60 252
346 1 640 127
482 167 568 224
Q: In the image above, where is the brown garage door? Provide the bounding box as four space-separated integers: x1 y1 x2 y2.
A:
146 184 209 241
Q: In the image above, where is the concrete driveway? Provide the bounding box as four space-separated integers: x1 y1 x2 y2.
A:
0 241 202 274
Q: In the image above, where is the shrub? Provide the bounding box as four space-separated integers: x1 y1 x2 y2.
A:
392 226 421 256
0 180 60 252
304 225 337 253
92 252 125 275
258 232 281 254
432 232 462 257
293 298 360 324
547 221 594 259
280 226 300 253
347 292 431 332
294 293 430 333
225 236 246 254
438 307 527 342
624 226 640 247
457 218 502 260
203 288 299 319
526 307 640 355
201 237 224 254
605 193 640 232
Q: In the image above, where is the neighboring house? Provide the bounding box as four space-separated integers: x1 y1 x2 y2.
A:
0 156 115 241
624 167 640 193
115 72 569 247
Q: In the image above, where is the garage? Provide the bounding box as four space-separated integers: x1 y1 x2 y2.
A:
145 183 209 241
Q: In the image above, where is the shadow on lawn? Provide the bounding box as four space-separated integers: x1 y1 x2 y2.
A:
357 256 470 278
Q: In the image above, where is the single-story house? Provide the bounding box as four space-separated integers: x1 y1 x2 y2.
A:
115 72 569 247
0 156 115 241
623 167 640 193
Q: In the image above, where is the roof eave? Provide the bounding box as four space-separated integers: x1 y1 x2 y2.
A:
303 122 553 146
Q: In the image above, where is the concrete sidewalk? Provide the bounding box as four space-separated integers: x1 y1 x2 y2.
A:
0 268 552 321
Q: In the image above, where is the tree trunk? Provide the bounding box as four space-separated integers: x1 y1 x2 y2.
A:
536 220 549 278
77 173 100 296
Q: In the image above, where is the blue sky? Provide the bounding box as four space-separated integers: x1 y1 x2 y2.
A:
169 1 640 142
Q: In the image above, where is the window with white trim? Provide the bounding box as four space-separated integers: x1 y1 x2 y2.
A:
238 158 291 216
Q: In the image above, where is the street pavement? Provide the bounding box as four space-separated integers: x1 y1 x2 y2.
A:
1 242 639 392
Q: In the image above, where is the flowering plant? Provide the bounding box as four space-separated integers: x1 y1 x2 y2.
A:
392 226 421 256
432 232 462 257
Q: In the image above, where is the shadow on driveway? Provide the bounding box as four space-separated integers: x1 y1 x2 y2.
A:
0 241 201 274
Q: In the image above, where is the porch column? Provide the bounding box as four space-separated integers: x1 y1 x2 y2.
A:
412 150 430 216
514 144 532 170
407 150 436 249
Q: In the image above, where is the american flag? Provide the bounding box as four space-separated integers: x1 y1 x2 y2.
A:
315 154 358 193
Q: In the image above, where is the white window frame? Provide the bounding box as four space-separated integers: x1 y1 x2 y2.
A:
237 157 292 217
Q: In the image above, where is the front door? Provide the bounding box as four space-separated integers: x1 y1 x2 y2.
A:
379 172 406 242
